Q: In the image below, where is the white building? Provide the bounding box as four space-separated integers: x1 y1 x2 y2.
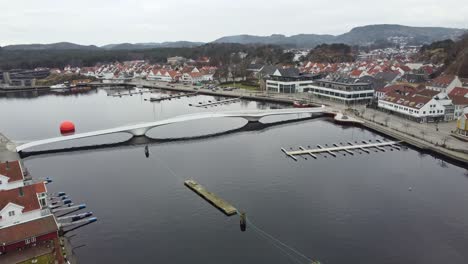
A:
307 79 374 103
426 75 462 93
265 68 318 93
378 89 454 122
0 161 25 191
0 182 49 228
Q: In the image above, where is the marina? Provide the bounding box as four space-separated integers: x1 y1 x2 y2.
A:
1 87 468 264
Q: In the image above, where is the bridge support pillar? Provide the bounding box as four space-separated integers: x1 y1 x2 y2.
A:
241 116 261 122
128 128 150 137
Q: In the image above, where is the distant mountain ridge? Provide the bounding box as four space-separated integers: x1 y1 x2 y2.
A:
3 41 204 51
2 24 466 50
214 24 466 47
101 41 204 50
2 42 100 50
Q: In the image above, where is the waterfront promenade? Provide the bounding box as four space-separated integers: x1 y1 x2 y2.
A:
0 132 19 160
127 79 468 164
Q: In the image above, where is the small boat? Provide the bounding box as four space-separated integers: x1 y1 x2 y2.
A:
293 100 313 108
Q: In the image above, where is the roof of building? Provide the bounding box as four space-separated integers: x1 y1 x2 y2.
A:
0 215 57 245
428 74 457 88
381 89 438 109
258 65 278 77
448 87 468 105
0 182 46 213
0 161 23 182
276 68 300 77
375 72 399 83
376 84 419 94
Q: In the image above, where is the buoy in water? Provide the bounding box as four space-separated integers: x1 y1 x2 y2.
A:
60 121 75 135
240 211 247 232
145 145 149 158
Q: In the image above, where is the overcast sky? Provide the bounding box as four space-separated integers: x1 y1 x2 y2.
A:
1 0 467 46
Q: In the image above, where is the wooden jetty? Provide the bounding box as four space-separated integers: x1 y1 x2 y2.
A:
184 179 237 216
195 97 241 107
150 92 198 102
282 140 401 160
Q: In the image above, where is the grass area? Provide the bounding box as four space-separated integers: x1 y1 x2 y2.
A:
18 253 55 264
219 82 260 91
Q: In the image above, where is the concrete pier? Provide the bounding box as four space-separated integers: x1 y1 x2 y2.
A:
184 179 237 216
0 133 19 161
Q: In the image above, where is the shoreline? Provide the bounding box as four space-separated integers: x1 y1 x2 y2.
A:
4 81 468 165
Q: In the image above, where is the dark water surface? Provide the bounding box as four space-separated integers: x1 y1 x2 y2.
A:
1 88 468 264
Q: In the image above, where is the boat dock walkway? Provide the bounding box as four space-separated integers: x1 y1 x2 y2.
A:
150 92 198 102
194 97 242 107
282 139 401 161
184 179 237 216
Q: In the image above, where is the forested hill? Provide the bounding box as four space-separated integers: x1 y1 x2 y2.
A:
0 43 286 70
418 34 468 78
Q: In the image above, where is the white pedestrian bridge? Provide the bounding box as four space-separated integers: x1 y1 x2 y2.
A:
16 107 331 152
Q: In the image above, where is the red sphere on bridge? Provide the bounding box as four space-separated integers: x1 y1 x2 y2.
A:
60 121 75 135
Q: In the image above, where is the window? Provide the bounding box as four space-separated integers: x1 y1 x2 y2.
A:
8 211 15 217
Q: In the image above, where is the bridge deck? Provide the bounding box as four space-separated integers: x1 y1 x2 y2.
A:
16 107 330 152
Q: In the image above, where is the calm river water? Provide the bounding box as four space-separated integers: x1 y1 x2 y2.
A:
1 87 468 264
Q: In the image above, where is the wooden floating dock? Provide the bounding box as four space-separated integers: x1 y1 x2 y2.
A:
195 97 242 107
282 140 401 160
184 179 237 216
150 92 198 102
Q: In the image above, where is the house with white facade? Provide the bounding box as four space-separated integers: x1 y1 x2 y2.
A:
426 75 462 93
0 182 49 228
448 87 468 118
307 79 374 103
378 89 454 122
265 68 320 93
0 161 25 191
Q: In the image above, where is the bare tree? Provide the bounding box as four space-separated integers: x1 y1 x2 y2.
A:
420 130 426 140
442 135 450 146
359 108 366 117
403 122 410 134
384 117 390 127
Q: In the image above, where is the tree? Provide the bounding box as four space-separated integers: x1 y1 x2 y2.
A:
384 117 390 127
403 122 410 134
420 130 427 140
441 135 450 146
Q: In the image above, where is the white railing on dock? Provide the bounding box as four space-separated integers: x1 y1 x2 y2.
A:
282 140 401 160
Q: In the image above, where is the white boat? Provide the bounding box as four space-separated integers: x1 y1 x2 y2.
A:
50 82 76 92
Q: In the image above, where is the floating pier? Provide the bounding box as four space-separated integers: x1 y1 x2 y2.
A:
110 90 152 97
194 97 241 107
150 92 198 102
282 140 401 160
184 179 237 216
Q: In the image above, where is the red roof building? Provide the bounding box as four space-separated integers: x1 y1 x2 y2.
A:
0 161 25 189
0 215 63 263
